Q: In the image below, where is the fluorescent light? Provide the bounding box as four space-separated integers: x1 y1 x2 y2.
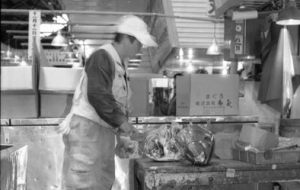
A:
128 59 142 63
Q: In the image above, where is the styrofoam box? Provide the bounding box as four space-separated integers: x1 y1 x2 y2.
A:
39 67 83 91
1 66 33 90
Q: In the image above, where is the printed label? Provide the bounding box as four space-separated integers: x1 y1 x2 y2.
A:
226 168 235 178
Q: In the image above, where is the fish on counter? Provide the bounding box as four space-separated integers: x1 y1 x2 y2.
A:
144 123 185 161
144 122 215 165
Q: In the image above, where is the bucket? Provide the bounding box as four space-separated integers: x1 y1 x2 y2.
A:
279 119 300 137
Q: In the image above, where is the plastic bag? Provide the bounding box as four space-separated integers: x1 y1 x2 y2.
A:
144 123 215 165
144 123 185 161
177 124 214 165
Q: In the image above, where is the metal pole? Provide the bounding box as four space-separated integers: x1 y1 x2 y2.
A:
21 43 103 46
0 9 224 23
2 20 117 26
1 21 29 25
7 30 115 35
14 36 113 40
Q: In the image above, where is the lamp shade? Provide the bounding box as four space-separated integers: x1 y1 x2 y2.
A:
51 30 68 46
206 38 222 55
276 0 300 25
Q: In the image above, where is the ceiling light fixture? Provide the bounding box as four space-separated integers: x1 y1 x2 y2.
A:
51 30 68 46
186 61 195 73
206 22 222 55
276 0 300 25
128 59 142 63
19 57 29 66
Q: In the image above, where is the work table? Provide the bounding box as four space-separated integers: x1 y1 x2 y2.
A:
134 158 300 190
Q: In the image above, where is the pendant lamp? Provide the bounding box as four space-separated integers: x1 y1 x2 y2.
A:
51 30 68 46
276 0 300 25
206 22 222 55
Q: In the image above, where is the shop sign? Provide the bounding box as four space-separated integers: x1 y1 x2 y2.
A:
196 92 233 115
28 10 41 60
234 21 244 55
234 35 243 54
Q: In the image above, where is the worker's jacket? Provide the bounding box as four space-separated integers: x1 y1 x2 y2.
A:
60 44 133 189
60 44 132 132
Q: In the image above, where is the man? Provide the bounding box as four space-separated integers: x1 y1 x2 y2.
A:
167 73 183 116
58 15 157 189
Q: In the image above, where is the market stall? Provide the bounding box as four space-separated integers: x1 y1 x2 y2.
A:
1 0 300 190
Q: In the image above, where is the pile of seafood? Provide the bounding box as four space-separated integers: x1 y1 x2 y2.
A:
144 122 214 165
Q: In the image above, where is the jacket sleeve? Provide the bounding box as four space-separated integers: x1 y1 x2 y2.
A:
85 49 128 128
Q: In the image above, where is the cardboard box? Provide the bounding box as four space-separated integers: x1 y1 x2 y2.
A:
40 92 73 118
39 67 83 91
39 67 82 118
237 125 279 151
1 92 38 118
176 74 239 116
1 66 38 118
232 148 300 164
1 66 34 90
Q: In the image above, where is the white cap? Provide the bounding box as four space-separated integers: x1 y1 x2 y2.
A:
117 15 158 47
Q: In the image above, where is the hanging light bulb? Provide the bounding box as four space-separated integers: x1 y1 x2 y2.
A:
186 61 195 73
222 60 228 75
19 57 29 66
51 30 68 46
276 0 300 25
206 22 222 55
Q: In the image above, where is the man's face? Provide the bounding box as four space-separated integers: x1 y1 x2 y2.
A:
125 37 142 58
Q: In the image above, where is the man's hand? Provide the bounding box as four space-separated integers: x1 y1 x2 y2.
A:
115 136 137 158
119 121 139 136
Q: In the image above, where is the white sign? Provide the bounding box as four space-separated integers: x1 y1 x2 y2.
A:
28 10 41 60
234 35 243 55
